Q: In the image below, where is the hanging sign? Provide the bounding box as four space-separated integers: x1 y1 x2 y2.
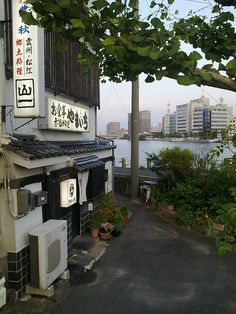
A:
45 98 89 132
12 0 45 117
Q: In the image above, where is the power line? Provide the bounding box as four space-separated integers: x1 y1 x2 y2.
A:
98 82 112 121
201 86 219 103
111 82 129 114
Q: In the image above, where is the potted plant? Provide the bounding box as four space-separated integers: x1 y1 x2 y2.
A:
100 222 113 240
112 209 123 237
89 210 104 238
120 204 129 226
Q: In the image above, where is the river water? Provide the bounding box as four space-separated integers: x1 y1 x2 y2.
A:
114 139 234 167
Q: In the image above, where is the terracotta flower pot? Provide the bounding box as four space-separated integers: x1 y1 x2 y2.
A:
123 215 129 226
91 228 100 238
100 231 112 240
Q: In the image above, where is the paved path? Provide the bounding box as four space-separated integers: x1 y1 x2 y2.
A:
52 197 236 314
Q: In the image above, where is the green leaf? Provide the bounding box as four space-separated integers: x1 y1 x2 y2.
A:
137 46 151 57
70 19 85 29
58 0 70 7
104 45 116 55
229 211 236 225
131 34 145 43
149 51 162 60
155 70 168 80
177 76 195 86
19 11 38 26
151 17 163 29
189 51 202 61
150 1 157 8
198 71 212 81
145 75 155 83
115 46 125 58
218 63 226 71
102 38 115 46
226 59 236 70
93 0 109 10
44 3 61 13
217 245 226 257
212 5 220 14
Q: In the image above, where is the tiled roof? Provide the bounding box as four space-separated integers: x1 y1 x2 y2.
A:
74 155 105 172
4 135 116 160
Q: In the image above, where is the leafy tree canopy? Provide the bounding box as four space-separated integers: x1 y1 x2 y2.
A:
21 0 236 91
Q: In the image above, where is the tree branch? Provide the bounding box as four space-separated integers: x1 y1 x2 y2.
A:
214 0 236 7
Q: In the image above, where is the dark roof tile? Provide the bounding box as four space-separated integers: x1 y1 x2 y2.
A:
4 135 116 160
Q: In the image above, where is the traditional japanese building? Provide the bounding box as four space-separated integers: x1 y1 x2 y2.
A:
0 0 115 300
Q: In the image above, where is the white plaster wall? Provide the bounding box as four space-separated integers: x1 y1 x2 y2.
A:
5 79 96 140
0 180 43 256
0 0 5 21
105 161 113 193
14 182 43 252
0 154 16 258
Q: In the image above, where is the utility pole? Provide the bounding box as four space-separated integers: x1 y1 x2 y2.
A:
131 0 139 200
0 21 5 138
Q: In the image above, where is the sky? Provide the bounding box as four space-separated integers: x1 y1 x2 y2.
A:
97 0 236 132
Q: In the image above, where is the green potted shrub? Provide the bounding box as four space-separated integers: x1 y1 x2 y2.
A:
89 210 104 238
120 204 129 226
112 208 124 236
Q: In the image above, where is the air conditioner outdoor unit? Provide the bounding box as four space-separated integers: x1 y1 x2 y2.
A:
29 220 68 289
60 178 77 207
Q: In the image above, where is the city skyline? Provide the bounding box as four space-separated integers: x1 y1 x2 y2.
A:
99 80 236 132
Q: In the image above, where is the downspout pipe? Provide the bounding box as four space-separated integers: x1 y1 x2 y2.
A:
0 21 5 139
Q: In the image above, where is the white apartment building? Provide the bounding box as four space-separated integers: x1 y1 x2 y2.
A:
192 99 232 134
211 103 233 131
176 96 209 134
176 103 190 134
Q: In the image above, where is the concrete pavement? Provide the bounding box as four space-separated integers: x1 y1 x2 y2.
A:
2 195 236 314
51 195 236 314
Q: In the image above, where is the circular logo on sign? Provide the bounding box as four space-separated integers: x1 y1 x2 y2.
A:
69 183 75 197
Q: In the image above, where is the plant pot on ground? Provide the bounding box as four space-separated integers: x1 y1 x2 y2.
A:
112 221 123 237
100 222 113 240
89 211 104 238
120 204 129 226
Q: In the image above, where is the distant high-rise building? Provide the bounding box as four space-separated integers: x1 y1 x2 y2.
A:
191 98 232 134
192 107 211 133
176 96 209 134
106 122 120 137
163 113 176 134
211 103 233 132
128 110 151 136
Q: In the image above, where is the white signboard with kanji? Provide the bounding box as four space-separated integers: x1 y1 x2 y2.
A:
47 98 89 132
12 0 45 117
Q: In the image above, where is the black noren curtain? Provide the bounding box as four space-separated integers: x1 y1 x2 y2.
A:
86 165 105 200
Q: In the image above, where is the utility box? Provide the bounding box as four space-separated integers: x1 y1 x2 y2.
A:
17 189 31 214
33 191 48 207
60 179 77 208
29 220 67 289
